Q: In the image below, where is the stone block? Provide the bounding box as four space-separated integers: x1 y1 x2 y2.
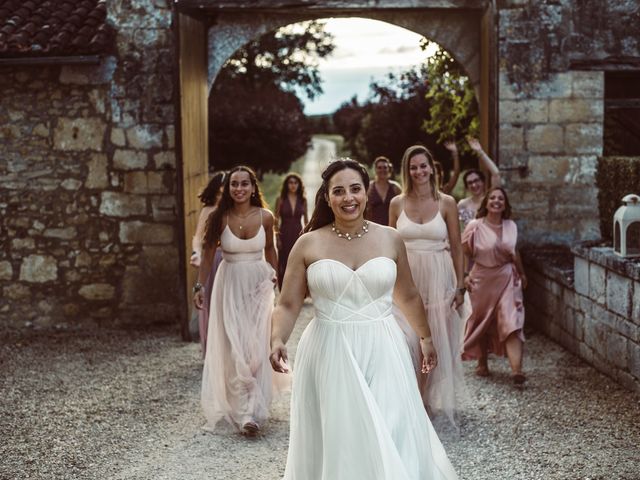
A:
616 370 640 393
79 283 116 300
606 270 632 318
126 124 163 149
53 117 106 151
61 178 82 190
531 72 573 99
498 124 524 153
123 172 167 194
19 255 57 282
111 128 126 147
563 155 597 184
85 153 109 189
632 281 640 325
583 312 608 356
141 245 179 275
526 125 564 153
498 71 521 100
33 123 49 137
0 261 13 280
500 99 548 124
574 310 585 341
151 195 176 221
113 149 148 170
606 332 628 369
153 151 175 169
574 257 589 296
11 238 35 249
571 71 604 98
74 251 92 268
548 99 603 123
589 262 606 305
119 221 174 244
4 283 30 300
166 125 175 149
43 227 77 239
99 191 147 217
579 342 594 365
565 123 603 155
527 156 570 183
629 341 640 381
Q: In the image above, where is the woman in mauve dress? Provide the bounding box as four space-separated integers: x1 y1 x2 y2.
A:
275 173 308 290
462 187 528 385
366 156 401 225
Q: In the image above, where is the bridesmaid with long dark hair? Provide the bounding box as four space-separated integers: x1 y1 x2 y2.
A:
194 165 287 436
274 173 308 289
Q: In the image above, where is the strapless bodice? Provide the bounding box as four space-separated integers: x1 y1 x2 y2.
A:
306 257 396 324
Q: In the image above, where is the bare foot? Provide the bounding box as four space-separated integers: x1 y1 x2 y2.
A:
475 364 490 377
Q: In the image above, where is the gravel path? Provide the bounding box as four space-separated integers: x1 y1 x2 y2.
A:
2 304 639 480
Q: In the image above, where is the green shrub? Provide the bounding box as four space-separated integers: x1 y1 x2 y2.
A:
596 156 640 240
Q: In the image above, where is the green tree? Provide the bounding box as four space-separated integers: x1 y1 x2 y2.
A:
210 21 335 174
420 40 479 149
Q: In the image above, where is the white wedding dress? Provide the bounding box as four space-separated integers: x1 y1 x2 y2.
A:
283 256 458 480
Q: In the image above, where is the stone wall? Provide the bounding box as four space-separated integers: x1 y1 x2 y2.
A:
524 246 640 393
497 0 640 245
0 0 181 328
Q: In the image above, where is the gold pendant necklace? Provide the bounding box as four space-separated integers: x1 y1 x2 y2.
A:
331 220 369 241
231 209 252 230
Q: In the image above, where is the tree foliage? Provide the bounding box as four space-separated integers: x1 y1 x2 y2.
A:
421 40 479 148
332 42 479 171
210 21 335 175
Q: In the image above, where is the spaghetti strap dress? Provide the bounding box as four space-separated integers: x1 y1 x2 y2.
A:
277 197 305 289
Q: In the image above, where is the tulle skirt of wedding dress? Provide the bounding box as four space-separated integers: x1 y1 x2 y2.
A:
284 313 458 480
200 258 288 430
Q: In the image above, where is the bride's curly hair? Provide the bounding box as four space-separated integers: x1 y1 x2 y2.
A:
304 158 370 233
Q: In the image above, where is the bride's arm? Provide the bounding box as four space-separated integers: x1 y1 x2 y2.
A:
270 236 309 373
391 233 437 372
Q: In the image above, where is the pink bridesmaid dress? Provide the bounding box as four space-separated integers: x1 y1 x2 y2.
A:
461 218 525 360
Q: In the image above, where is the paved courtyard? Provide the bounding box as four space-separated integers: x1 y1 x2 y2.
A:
2 303 639 480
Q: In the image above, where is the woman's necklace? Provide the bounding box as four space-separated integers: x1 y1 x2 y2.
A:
331 220 369 241
231 208 253 230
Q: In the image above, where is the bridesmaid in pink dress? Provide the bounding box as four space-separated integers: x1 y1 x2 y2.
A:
461 187 528 385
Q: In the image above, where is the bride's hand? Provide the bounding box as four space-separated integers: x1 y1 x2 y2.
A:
269 341 290 373
420 337 437 374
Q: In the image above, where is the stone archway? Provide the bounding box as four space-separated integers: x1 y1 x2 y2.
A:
175 1 495 330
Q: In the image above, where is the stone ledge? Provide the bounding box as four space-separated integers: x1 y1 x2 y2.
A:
571 243 640 282
522 246 574 288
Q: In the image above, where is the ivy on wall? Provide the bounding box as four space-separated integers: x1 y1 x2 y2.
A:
596 156 640 241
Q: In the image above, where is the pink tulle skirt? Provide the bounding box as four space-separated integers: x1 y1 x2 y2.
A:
200 258 289 431
398 248 470 428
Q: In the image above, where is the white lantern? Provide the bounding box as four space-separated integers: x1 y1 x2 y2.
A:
613 194 640 258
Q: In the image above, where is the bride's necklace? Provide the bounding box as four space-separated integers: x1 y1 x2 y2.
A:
331 220 369 241
231 208 253 230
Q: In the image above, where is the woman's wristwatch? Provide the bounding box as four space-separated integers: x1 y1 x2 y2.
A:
192 282 204 294
456 287 466 294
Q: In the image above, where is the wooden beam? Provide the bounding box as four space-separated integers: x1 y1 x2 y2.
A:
175 0 487 14
0 55 102 66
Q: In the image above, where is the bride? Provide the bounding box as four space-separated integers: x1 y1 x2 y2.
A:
270 159 458 479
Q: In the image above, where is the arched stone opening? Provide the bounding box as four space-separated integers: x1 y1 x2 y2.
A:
175 2 495 332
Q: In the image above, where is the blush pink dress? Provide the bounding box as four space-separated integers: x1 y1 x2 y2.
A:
396 208 470 429
201 215 288 431
461 219 525 360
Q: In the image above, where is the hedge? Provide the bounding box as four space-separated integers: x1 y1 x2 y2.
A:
596 156 640 241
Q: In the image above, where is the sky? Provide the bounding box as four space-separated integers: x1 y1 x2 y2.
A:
302 18 437 115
